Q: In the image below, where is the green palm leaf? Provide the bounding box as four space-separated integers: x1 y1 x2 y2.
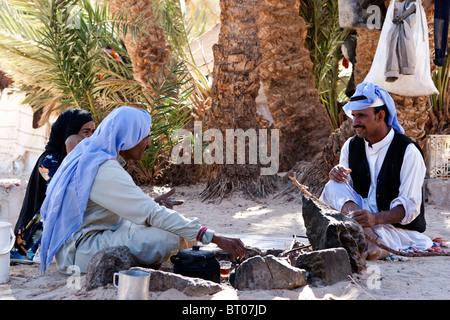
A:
300 0 350 130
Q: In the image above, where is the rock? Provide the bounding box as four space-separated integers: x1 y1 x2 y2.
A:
425 179 450 207
131 267 225 297
244 246 264 259
233 255 307 290
86 246 132 291
301 194 366 273
263 248 284 257
295 248 352 286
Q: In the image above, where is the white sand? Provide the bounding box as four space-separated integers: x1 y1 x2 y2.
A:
1 182 449 300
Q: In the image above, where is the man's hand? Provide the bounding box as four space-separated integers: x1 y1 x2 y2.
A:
329 165 352 183
211 234 246 261
349 209 378 228
351 206 406 227
154 188 184 209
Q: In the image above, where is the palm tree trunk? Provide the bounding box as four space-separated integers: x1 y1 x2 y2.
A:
200 0 277 201
108 0 171 90
258 0 332 171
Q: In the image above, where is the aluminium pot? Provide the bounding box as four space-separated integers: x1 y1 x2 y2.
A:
170 246 220 283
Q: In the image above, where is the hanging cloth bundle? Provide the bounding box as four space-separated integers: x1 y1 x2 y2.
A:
364 0 438 96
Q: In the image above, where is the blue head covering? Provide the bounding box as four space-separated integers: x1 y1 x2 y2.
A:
343 82 405 134
39 106 152 273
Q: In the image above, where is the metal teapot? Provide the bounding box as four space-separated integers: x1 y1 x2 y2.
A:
170 246 220 283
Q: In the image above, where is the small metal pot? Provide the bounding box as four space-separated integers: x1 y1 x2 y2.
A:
170 246 220 283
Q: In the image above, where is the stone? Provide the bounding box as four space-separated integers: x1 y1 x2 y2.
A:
425 179 450 207
233 255 307 290
86 246 132 291
263 248 284 257
301 194 366 273
131 267 225 297
295 248 352 286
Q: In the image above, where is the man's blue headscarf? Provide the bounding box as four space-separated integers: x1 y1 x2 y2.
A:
39 106 152 274
343 82 405 134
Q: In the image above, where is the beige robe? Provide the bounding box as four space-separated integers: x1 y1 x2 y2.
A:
55 158 214 274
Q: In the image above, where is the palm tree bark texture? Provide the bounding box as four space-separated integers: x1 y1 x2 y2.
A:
108 0 171 91
258 0 332 171
201 0 278 201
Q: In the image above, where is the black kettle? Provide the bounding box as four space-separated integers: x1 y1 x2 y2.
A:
170 246 220 283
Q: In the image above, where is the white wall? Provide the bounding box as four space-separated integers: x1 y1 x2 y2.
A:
0 90 52 225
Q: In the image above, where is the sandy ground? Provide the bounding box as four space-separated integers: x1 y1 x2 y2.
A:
1 181 450 301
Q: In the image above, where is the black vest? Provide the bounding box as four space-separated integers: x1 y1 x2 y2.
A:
348 131 426 233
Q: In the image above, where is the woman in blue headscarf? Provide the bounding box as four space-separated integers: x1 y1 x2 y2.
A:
40 106 246 274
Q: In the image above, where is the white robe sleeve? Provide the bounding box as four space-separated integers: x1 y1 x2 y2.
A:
390 144 426 225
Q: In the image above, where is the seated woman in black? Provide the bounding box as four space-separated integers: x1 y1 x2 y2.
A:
12 108 95 261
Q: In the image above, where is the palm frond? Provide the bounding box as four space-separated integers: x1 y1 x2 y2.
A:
300 0 350 129
0 0 202 177
0 0 43 42
152 0 212 94
139 59 194 172
431 52 450 112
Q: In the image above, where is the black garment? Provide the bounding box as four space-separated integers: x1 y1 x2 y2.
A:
14 109 94 245
343 33 357 98
434 0 450 66
348 131 426 233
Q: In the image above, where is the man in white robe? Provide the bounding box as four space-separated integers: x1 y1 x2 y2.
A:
320 83 432 260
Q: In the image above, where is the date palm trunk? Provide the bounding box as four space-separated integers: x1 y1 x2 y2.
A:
258 0 332 171
108 0 171 90
200 0 278 201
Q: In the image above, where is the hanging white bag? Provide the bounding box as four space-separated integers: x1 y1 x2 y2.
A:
363 0 438 96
